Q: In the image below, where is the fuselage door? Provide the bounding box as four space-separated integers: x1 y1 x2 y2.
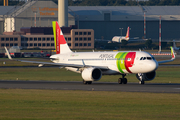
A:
124 52 136 73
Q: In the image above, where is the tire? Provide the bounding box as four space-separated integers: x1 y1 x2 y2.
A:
123 78 127 84
83 80 87 84
118 78 122 84
139 81 145 84
87 81 92 84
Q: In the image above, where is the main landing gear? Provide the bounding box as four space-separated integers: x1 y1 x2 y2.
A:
118 74 127 84
83 80 92 84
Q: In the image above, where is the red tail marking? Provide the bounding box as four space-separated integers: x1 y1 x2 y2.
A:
56 22 60 54
125 27 130 38
55 22 67 54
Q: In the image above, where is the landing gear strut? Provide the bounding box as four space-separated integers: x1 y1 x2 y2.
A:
139 81 145 84
137 73 145 84
118 74 127 84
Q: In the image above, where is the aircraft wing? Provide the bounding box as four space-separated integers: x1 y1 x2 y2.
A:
157 47 176 64
18 60 109 69
4 47 109 69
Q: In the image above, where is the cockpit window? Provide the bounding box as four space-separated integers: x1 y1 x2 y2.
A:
140 57 154 60
147 57 152 60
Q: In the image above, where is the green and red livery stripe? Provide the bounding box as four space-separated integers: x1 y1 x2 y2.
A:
52 21 57 50
115 52 128 73
115 52 136 73
125 52 136 73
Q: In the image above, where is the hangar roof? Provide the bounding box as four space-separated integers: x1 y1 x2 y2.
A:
1 5 180 21
0 6 20 21
0 6 20 15
68 6 180 15
68 6 180 21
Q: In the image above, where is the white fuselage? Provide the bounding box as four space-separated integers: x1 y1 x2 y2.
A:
112 36 129 43
50 51 158 75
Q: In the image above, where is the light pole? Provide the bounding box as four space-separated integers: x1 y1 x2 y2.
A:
119 28 123 49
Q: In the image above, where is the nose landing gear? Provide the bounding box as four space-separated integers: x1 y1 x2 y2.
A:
139 80 145 84
136 73 145 84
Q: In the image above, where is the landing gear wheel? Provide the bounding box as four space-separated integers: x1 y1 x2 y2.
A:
118 74 128 84
83 80 87 84
83 80 92 85
87 81 92 84
139 81 145 84
122 78 127 84
118 78 122 84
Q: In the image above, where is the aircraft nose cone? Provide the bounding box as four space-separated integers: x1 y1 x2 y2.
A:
148 60 158 71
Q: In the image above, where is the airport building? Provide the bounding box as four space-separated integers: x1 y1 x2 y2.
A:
0 28 94 49
1 0 180 49
68 6 180 40
0 1 94 49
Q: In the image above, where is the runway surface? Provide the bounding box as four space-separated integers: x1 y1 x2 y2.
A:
0 80 180 93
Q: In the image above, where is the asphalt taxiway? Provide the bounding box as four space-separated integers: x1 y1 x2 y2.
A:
0 80 180 93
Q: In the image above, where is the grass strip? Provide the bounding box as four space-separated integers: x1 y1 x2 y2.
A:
0 67 180 83
0 89 179 120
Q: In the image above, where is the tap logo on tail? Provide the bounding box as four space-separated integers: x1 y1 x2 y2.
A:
52 21 71 54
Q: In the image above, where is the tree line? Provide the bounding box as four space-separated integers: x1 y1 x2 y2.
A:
1 0 180 6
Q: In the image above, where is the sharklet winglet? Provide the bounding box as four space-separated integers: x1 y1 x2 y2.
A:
170 46 175 60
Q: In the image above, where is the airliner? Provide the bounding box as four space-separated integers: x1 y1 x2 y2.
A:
5 21 176 84
111 27 144 43
112 27 130 43
173 40 180 51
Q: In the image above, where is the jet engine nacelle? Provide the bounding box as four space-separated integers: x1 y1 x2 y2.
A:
81 67 102 81
136 71 156 81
